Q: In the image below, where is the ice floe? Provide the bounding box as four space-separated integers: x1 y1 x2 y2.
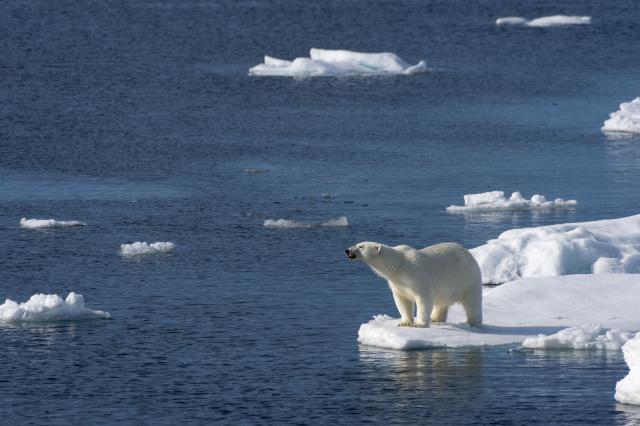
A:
20 217 86 229
471 214 640 284
249 48 427 77
120 241 176 256
496 15 591 27
263 216 349 228
0 292 109 322
616 336 640 405
446 191 576 213
602 97 640 134
358 274 640 350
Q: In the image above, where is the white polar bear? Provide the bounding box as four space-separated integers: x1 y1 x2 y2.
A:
346 241 482 328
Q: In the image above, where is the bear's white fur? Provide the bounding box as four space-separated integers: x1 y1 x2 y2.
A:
347 241 482 328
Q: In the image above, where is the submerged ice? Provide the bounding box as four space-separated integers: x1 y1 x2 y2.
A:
446 191 576 213
263 216 349 228
20 217 86 229
496 15 591 27
0 292 109 322
471 214 640 284
249 48 427 77
616 336 640 405
120 241 175 256
602 97 640 134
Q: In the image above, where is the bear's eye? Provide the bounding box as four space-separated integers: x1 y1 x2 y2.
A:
358 245 364 249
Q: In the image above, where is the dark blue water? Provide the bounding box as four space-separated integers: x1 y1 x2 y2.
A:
2 0 640 424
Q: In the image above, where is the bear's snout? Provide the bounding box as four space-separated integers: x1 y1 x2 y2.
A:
345 248 357 259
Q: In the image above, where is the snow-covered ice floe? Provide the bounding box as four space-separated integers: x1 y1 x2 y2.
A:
446 191 576 213
496 15 591 27
120 241 175 256
0 292 109 322
249 48 427 77
616 336 640 405
20 217 86 229
602 97 640 134
263 216 348 228
358 274 640 350
471 214 640 284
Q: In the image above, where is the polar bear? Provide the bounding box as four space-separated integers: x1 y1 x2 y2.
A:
346 241 482 328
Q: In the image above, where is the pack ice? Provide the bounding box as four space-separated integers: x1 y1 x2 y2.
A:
602 97 640 134
446 191 576 213
249 48 427 77
616 336 640 405
496 15 591 27
358 274 640 350
471 214 640 284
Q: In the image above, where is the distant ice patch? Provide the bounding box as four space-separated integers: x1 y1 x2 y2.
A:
249 48 427 77
471 214 640 284
263 216 349 229
496 15 591 27
522 325 637 350
446 191 576 213
602 97 640 134
120 242 175 256
0 292 109 322
20 217 86 229
616 336 640 405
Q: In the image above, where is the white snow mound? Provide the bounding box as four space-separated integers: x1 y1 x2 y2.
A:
446 191 576 213
471 214 640 284
120 241 175 256
496 15 591 27
602 97 640 134
0 292 109 322
616 336 640 405
249 48 427 77
263 216 348 228
358 274 640 350
20 217 86 229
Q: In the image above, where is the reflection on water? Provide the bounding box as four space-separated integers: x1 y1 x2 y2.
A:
615 402 640 426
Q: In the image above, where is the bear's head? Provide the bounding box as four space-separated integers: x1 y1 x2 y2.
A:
346 242 382 262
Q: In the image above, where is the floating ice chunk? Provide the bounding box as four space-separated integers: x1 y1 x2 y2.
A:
120 241 175 256
471 214 640 284
263 216 349 229
0 292 109 322
496 15 591 28
358 274 640 350
446 191 576 213
616 336 640 405
249 48 427 77
602 97 640 134
521 325 636 350
20 217 86 229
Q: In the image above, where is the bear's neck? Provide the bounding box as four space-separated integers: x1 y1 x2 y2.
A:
366 249 403 281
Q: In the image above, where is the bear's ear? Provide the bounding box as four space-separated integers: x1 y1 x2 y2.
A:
376 244 382 254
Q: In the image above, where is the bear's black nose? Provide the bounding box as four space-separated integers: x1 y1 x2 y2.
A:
345 249 350 255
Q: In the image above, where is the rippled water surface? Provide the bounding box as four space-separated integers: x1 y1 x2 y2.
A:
1 0 640 424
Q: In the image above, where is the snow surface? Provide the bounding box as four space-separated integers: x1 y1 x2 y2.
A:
446 191 576 213
602 97 640 134
263 216 349 228
249 48 427 77
496 15 591 27
616 336 640 405
358 274 640 350
120 241 175 256
471 214 640 284
20 217 86 229
0 292 109 322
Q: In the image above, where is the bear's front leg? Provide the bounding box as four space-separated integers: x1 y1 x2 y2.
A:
391 289 414 327
414 296 433 328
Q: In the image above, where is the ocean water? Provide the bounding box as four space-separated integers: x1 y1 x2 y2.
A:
1 0 640 424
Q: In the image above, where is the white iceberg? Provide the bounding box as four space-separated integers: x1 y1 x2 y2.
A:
496 15 591 28
616 336 640 405
602 97 640 134
249 48 427 77
0 292 109 322
263 216 349 228
446 191 576 213
20 217 86 229
471 214 640 284
120 241 175 256
358 274 640 350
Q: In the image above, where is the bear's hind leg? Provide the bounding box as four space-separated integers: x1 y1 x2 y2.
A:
391 290 414 327
462 289 483 327
430 305 448 323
